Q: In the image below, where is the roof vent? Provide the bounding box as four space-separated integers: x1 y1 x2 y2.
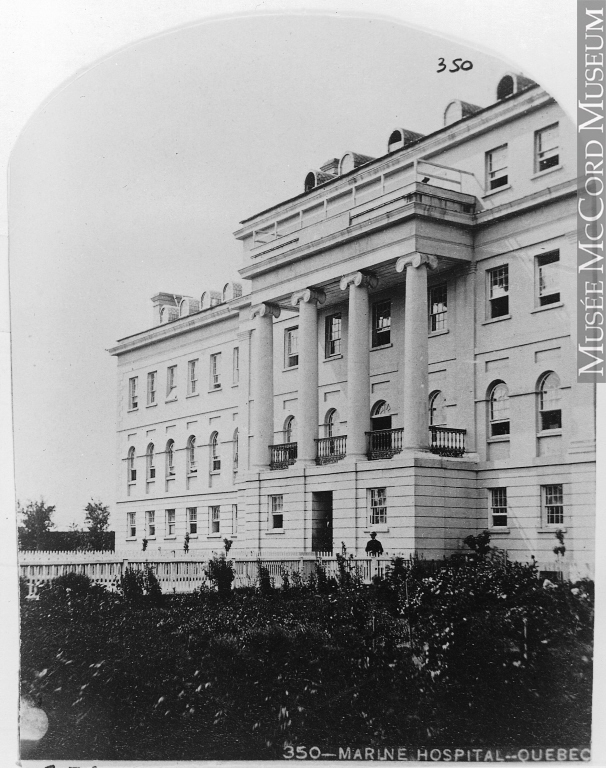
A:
304 168 338 192
222 282 243 302
159 306 179 324
387 128 425 153
152 292 182 325
338 152 375 175
201 290 222 310
179 297 200 317
443 100 482 127
496 72 537 100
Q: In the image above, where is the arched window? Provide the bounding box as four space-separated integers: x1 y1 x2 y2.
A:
146 443 155 480
324 409 339 438
429 391 446 427
166 439 175 477
222 283 230 302
371 400 392 431
187 436 197 474
489 382 510 437
284 416 296 444
538 372 562 431
233 428 239 472
210 432 221 472
128 446 136 483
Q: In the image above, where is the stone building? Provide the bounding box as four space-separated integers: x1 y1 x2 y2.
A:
109 72 595 578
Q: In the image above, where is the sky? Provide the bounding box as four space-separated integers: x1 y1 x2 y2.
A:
8 12 517 529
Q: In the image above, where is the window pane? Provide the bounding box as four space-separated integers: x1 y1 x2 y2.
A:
372 301 391 347
429 284 448 332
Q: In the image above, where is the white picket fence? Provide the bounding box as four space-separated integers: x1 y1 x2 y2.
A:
19 549 406 597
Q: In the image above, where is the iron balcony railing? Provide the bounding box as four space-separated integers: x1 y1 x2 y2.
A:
315 435 347 465
429 426 466 457
270 442 298 470
366 428 404 460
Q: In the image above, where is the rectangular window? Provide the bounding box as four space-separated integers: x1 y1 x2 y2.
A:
325 313 342 357
210 353 221 389
490 488 508 527
232 347 240 385
128 377 138 410
166 509 176 537
429 284 448 332
285 327 299 367
147 371 156 405
232 504 238 535
372 300 391 347
488 265 509 318
535 124 559 173
270 495 284 530
146 510 155 537
187 507 197 535
188 360 198 395
127 511 136 538
210 506 220 534
486 145 508 190
166 366 177 398
536 251 560 306
369 488 387 526
543 484 564 526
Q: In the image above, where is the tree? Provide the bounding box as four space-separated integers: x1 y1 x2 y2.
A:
84 500 110 534
84 500 110 550
18 499 55 550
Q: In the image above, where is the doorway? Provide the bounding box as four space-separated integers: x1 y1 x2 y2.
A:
312 491 333 554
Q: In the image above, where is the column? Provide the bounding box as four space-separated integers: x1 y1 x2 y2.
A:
339 271 378 460
250 303 280 469
453 265 477 453
396 253 438 450
291 287 326 463
236 327 253 473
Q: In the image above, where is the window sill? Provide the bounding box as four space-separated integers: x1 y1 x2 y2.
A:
266 529 285 535
208 387 222 393
531 164 562 180
371 343 393 352
207 533 222 539
188 534 198 539
187 472 198 478
164 535 176 540
186 392 200 399
364 526 389 534
487 435 510 443
146 402 158 408
283 365 299 372
165 397 177 403
489 527 510 534
146 536 156 541
537 527 567 534
482 314 511 326
530 301 564 314
127 407 139 413
126 537 137 541
429 329 449 338
482 183 512 198
538 429 563 437
324 353 343 362
231 383 239 388
210 470 221 476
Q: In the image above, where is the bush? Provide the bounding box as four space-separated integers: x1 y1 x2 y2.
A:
205 555 235 597
257 561 273 595
37 571 107 606
118 567 145 602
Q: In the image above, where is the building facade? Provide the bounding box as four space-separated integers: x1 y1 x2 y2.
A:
109 73 596 579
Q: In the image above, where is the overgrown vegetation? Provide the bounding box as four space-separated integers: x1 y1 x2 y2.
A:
21 555 593 760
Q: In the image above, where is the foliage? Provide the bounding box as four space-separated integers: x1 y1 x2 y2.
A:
117 566 163 605
554 529 566 557
18 499 55 550
463 529 491 557
183 533 190 553
20 558 593 760
257 560 273 595
205 555 235 597
19 575 30 602
84 500 110 533
37 571 108 607
142 537 148 552
223 538 233 555
335 543 362 589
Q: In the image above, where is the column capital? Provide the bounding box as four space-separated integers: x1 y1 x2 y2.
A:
339 270 378 291
250 302 281 320
290 287 326 307
395 252 438 273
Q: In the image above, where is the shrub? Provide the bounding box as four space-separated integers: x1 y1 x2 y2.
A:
118 567 145 602
206 555 235 597
257 561 273 596
37 571 107 606
19 575 30 602
143 566 163 606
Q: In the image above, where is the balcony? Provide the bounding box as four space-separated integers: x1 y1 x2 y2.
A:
315 435 347 465
429 426 466 457
366 428 404 460
270 442 298 470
